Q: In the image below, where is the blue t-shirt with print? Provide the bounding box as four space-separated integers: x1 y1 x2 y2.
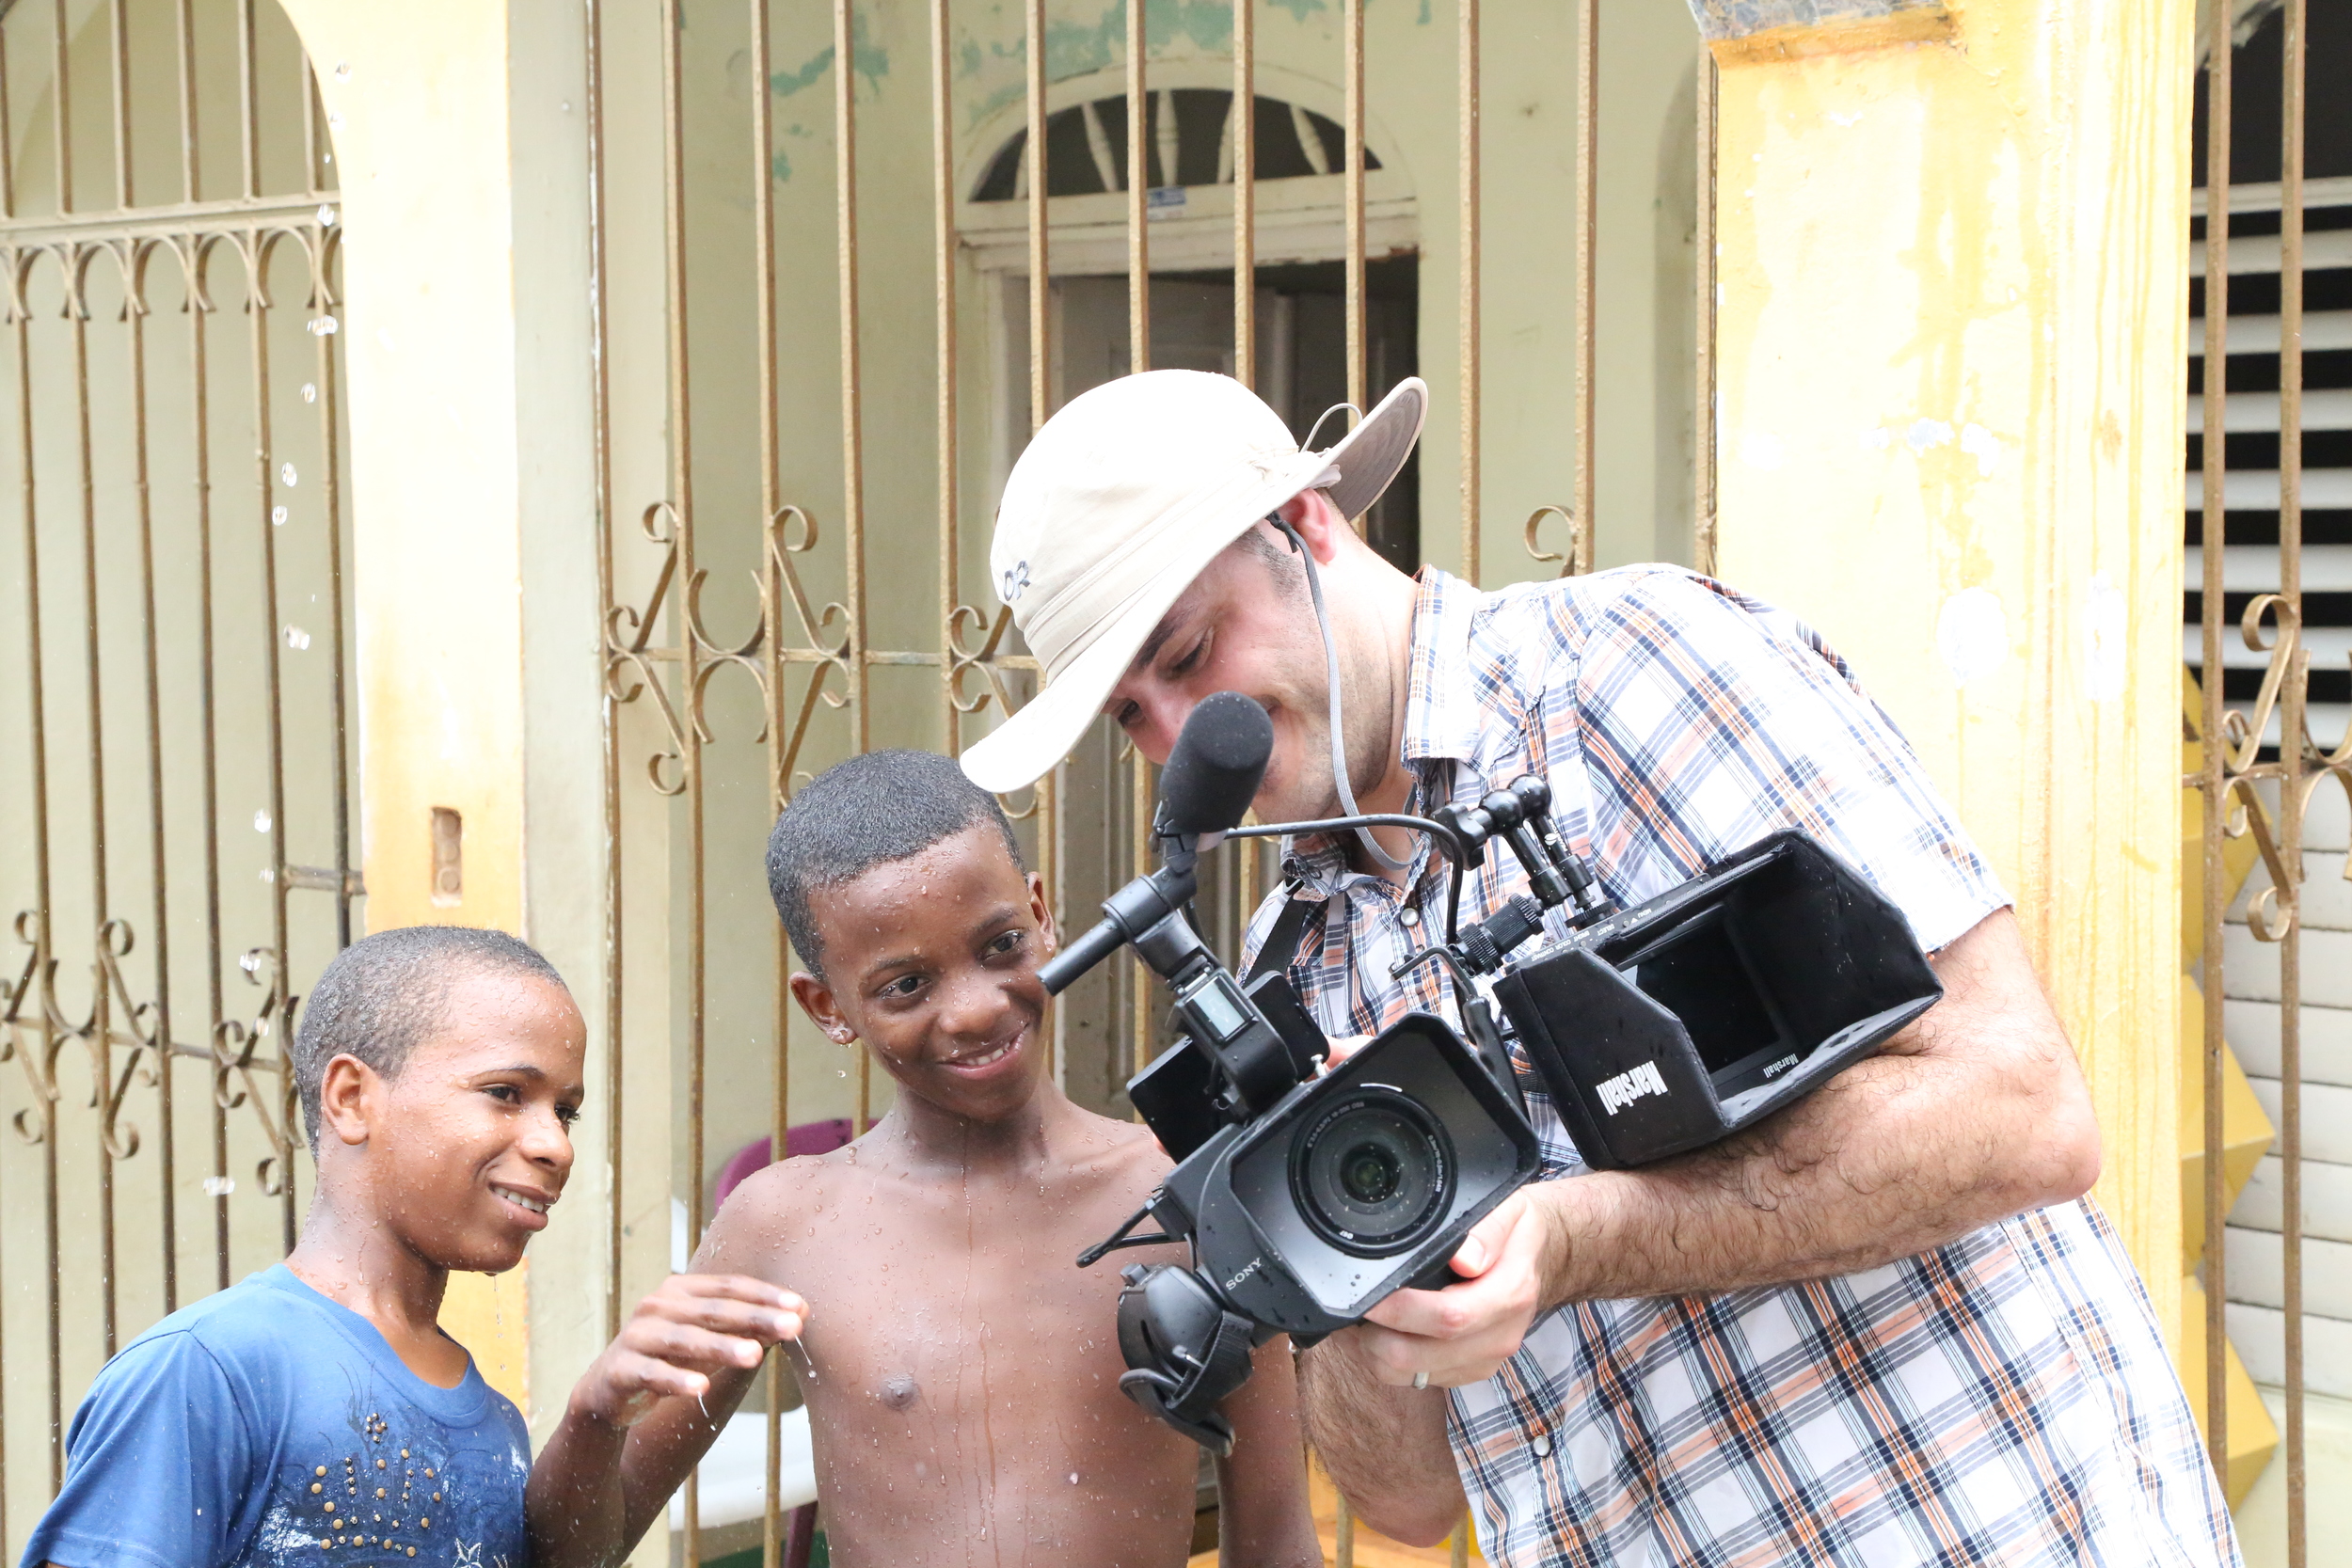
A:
23 1264 531 1568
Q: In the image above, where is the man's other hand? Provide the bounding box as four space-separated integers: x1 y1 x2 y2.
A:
569 1273 808 1428
1353 1189 1554 1387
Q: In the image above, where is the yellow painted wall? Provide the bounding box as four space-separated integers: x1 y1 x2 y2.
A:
278 0 535 1408
1710 0 2192 1334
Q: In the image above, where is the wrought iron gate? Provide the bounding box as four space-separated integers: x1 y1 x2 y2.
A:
2191 0 2350 1561
0 0 352 1547
581 0 1715 1561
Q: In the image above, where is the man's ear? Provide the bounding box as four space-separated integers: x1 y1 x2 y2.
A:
1026 871 1058 957
788 971 856 1044
317 1053 381 1148
1273 488 1350 565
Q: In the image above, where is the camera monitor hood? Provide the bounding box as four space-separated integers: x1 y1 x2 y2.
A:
1492 831 1944 1171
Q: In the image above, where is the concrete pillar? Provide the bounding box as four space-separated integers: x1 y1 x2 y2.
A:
1709 0 2194 1341
272 0 621 1438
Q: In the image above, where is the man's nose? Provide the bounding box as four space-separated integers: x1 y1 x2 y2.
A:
1124 689 1200 766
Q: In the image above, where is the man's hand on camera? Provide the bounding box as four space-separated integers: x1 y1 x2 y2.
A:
1353 1187 1558 1387
568 1273 808 1428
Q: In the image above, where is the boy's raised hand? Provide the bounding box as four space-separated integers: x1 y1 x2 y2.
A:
569 1274 808 1428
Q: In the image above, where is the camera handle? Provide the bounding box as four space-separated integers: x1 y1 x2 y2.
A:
1391 945 1525 1115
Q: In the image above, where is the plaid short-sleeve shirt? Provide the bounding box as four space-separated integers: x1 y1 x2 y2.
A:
1245 566 2236 1568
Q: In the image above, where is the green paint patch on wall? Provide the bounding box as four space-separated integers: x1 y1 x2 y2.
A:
956 0 1247 134
771 7 891 103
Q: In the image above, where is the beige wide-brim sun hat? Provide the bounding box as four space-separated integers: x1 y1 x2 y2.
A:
961 370 1426 795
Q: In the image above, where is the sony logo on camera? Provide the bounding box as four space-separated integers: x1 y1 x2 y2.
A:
1595 1059 1669 1117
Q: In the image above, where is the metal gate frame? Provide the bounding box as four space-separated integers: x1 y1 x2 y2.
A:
0 0 354 1533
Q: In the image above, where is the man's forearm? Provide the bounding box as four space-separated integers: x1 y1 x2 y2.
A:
1535 911 2099 1307
1295 1337 1465 1547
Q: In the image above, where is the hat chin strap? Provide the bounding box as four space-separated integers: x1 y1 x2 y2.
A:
1274 515 1414 875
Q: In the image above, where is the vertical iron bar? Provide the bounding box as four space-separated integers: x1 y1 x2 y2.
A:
1693 50 1716 578
2197 7 2231 1485
1450 1517 1469 1568
2 22 16 219
1456 0 1478 582
235 0 259 201
301 53 320 195
175 0 198 204
1233 0 1254 388
127 241 177 1317
749 0 788 1558
50 0 70 214
187 240 228 1292
1342 0 1365 420
582 0 625 1352
657 0 705 1556
316 245 349 951
1571 0 1597 575
836 0 871 1134
246 239 294 1254
1026 0 1048 430
935 0 960 749
125 243 179 1316
1127 0 1149 375
2278 1 2306 1559
107 0 131 210
15 264 63 1497
1335 1494 1355 1568
72 257 121 1357
0 30 13 1531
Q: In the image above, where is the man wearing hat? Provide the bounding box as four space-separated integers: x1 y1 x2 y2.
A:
961 371 2233 1566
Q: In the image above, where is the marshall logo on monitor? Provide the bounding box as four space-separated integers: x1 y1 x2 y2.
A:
1595 1060 1668 1116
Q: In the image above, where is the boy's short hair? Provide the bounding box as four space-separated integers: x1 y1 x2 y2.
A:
767 749 1025 978
294 927 567 1148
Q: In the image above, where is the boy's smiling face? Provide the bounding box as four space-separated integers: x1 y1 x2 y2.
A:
327 966 588 1275
789 823 1058 1124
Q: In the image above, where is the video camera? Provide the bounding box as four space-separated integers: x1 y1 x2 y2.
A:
1041 692 1944 1452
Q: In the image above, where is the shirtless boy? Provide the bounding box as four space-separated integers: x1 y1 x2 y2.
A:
529 748 1321 1567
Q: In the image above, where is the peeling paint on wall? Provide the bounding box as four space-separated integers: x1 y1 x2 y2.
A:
771 6 890 103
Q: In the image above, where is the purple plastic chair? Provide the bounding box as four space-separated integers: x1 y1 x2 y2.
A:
713 1118 856 1212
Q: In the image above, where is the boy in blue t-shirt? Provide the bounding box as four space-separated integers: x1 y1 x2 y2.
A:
23 925 805 1568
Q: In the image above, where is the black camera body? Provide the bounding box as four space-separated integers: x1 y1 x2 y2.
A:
1048 691 1945 1451
1133 1007 1541 1328
1041 694 1543 1451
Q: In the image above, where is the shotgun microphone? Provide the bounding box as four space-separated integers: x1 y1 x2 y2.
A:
1154 692 1274 839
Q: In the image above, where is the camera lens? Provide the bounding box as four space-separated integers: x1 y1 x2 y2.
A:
1342 1144 1403 1205
1291 1088 1454 1256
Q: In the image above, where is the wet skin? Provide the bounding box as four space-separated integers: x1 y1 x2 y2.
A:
288 968 587 1390
528 825 1319 1568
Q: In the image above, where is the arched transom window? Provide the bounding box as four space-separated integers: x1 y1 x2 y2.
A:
973 88 1383 202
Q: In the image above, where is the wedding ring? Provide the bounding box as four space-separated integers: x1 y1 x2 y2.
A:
1411 1371 1429 1390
